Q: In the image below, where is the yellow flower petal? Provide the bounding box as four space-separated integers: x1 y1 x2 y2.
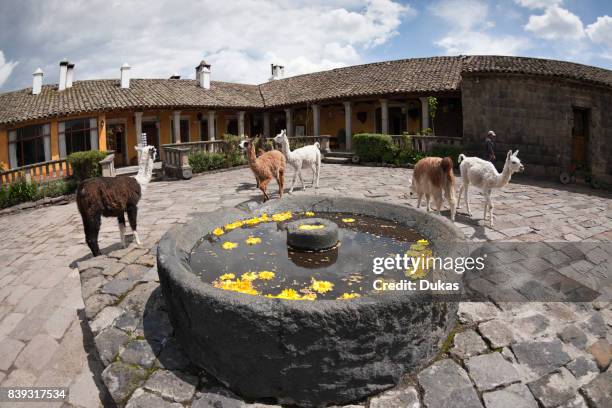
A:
241 271 259 281
258 271 275 280
224 220 244 231
417 239 429 245
245 236 262 245
338 293 361 300
219 273 235 281
272 211 293 222
266 288 316 300
212 227 224 236
298 224 325 230
305 211 315 216
213 278 258 295
221 241 238 250
310 278 334 294
341 218 355 223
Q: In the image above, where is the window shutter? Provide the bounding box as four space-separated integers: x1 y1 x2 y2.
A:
90 118 99 150
59 122 67 158
43 124 51 161
8 130 17 169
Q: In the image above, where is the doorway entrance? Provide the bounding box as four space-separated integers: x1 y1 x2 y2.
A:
142 121 160 160
571 108 589 167
106 123 127 167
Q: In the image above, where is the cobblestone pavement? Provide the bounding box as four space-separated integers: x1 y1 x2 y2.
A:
0 164 611 407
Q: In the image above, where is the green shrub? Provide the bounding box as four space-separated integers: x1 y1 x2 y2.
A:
7 178 38 205
189 152 226 173
222 134 247 167
396 148 425 165
353 134 396 163
429 144 463 167
289 139 307 150
67 150 108 182
38 179 77 199
0 185 8 208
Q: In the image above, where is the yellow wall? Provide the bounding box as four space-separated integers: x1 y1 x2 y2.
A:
0 128 8 170
98 114 107 151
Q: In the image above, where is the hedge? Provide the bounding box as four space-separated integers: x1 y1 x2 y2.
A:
67 150 108 182
0 178 76 209
429 144 462 167
189 152 227 173
353 134 396 163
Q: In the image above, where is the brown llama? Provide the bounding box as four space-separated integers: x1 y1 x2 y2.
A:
410 156 457 221
77 146 156 256
239 138 285 201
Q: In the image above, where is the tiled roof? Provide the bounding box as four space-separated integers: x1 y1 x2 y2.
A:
258 56 464 107
1 56 611 125
0 79 263 125
463 55 612 87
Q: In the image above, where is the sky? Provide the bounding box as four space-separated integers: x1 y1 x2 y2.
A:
0 0 610 92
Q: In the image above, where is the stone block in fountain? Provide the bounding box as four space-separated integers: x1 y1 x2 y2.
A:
157 195 464 407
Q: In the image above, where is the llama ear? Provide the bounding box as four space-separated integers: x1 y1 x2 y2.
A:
506 150 512 160
513 150 519 157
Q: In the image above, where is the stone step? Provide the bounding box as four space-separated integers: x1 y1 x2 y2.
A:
322 156 351 164
325 151 354 158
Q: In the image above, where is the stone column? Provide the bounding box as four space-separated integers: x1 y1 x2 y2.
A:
134 112 143 145
312 104 321 136
380 99 389 134
285 108 293 137
263 112 271 138
238 111 246 136
208 111 216 141
344 101 352 151
419 97 429 131
173 110 181 143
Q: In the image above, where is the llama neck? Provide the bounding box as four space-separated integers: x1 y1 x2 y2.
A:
495 163 513 188
246 145 258 167
281 137 293 159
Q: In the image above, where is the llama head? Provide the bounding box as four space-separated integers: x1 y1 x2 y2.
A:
273 129 288 145
505 150 524 173
238 138 251 150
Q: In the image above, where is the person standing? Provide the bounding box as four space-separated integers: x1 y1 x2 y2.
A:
485 130 496 162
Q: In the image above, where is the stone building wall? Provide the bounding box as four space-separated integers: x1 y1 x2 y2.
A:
461 73 612 183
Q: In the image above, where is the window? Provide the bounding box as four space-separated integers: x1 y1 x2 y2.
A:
8 124 51 168
171 119 190 143
59 117 98 157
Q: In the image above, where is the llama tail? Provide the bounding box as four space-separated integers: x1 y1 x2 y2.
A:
458 153 466 163
314 141 320 149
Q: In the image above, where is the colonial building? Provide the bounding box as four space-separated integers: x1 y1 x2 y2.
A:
0 56 611 182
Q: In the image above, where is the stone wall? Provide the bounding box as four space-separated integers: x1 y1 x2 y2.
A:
461 73 612 183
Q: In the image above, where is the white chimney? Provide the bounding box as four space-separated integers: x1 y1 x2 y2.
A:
58 59 68 91
120 63 131 88
196 60 210 89
169 72 181 79
66 63 75 88
32 68 43 95
269 64 284 81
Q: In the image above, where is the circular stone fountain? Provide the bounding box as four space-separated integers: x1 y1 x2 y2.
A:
157 195 464 407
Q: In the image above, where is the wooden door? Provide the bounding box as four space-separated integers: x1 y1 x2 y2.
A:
571 108 588 165
106 124 126 167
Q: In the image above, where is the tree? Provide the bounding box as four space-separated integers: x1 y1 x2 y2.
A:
427 96 438 135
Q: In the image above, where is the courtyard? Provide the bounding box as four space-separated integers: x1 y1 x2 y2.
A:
0 164 610 407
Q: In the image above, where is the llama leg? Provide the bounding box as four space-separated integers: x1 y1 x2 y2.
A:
457 184 464 209
83 214 102 257
117 214 127 248
276 169 284 198
315 161 320 189
416 193 422 208
127 204 142 246
488 195 495 227
464 184 472 216
289 169 298 193
311 163 317 186
298 168 306 190
426 194 431 211
260 179 270 202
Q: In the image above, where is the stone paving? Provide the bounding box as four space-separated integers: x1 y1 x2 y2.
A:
0 164 611 407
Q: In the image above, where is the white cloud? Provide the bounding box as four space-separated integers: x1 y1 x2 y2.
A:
437 32 531 55
0 50 18 87
2 0 413 87
525 5 585 40
430 0 489 31
431 0 530 55
586 15 612 44
514 0 562 9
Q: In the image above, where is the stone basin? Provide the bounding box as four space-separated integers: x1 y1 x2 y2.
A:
157 195 465 407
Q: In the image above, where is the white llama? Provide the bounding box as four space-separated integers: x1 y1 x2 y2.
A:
456 150 524 227
273 129 321 193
